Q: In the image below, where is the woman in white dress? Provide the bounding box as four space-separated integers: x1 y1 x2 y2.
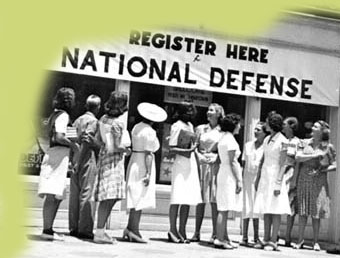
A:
168 102 202 243
191 103 224 243
124 103 167 243
214 113 243 249
38 87 79 241
254 111 290 251
240 122 267 247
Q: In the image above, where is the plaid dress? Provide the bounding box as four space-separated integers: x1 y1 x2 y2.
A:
94 115 131 202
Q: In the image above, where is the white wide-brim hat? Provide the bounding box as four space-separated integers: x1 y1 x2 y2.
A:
137 102 167 122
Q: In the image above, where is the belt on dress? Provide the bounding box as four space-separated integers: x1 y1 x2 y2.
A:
132 150 152 153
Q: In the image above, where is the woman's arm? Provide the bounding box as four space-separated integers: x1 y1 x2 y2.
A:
295 149 323 162
228 150 242 194
143 151 153 186
274 149 288 196
321 164 336 173
254 155 264 191
169 142 197 156
55 132 79 153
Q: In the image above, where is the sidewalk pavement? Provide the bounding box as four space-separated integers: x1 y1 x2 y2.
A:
19 227 338 258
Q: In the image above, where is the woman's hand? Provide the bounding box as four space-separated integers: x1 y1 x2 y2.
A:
143 173 150 186
190 142 198 152
204 153 218 164
124 147 132 156
273 190 281 196
273 181 281 196
236 180 242 194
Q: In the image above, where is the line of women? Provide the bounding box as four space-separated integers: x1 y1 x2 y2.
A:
38 87 336 252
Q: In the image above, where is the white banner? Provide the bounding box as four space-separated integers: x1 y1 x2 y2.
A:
52 29 340 106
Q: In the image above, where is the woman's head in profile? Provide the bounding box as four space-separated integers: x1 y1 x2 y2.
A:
220 113 241 135
52 87 76 113
104 91 129 118
312 120 330 141
177 101 196 123
207 103 225 125
282 117 298 137
266 111 283 133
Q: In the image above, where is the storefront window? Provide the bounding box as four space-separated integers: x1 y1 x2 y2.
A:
260 98 327 138
127 82 246 185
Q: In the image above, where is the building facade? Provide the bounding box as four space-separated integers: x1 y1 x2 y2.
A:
22 12 340 242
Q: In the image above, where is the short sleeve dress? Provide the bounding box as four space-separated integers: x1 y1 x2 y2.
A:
283 136 301 216
38 110 70 200
195 124 223 203
126 122 160 211
297 139 336 219
94 115 131 202
241 140 264 218
216 131 242 212
253 132 291 215
169 120 202 205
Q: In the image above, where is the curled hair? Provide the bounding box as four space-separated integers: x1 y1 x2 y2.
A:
267 111 283 132
220 113 241 132
104 91 128 118
209 103 225 122
285 117 299 133
53 87 75 112
316 120 330 141
177 101 196 121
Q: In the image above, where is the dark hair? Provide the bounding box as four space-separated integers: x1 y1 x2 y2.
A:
220 113 241 132
104 91 128 118
267 112 283 132
316 120 330 141
53 87 75 113
177 101 196 121
285 117 299 133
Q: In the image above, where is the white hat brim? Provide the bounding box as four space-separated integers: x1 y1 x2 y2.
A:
137 102 167 122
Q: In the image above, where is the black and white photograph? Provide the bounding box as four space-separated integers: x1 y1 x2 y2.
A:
18 5 340 258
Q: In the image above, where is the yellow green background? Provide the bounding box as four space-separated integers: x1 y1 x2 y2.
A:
1 0 339 257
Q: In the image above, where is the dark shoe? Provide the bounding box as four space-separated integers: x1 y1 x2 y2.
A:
190 233 200 242
327 247 340 254
69 230 78 237
284 240 292 247
41 229 64 241
167 231 181 243
77 232 94 240
240 239 249 247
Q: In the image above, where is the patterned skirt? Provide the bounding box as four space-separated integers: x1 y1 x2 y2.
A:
297 167 330 219
93 149 126 202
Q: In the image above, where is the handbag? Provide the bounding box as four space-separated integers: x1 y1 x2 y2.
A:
176 129 197 158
